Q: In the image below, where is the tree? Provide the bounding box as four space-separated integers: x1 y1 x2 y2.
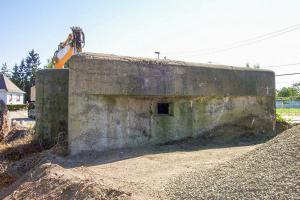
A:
246 62 250 68
25 49 40 86
11 64 19 86
292 82 300 94
11 60 26 91
277 87 298 97
0 63 11 77
44 58 54 69
9 49 41 102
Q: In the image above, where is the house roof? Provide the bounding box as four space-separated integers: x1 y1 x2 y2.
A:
0 74 25 93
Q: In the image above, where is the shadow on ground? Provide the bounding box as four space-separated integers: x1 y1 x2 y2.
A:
58 119 289 169
60 134 272 169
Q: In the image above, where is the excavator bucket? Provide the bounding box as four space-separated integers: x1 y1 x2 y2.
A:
71 27 85 53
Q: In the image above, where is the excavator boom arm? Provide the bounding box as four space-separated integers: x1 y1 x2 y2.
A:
52 27 85 69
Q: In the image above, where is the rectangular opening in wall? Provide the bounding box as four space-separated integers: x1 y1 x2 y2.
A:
157 102 173 116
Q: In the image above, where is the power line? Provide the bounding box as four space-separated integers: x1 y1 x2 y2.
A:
183 26 300 58
165 23 300 57
172 23 300 56
276 79 299 83
276 72 300 77
264 62 300 68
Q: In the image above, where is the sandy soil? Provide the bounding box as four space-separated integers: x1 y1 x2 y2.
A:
72 145 257 199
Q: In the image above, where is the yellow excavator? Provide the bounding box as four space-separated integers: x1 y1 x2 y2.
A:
52 27 85 69
28 27 85 119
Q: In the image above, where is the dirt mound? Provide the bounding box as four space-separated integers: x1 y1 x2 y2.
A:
167 125 300 199
0 135 42 162
3 128 28 144
0 162 131 200
0 133 130 199
0 134 43 190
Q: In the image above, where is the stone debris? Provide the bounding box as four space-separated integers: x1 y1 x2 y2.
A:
166 125 300 199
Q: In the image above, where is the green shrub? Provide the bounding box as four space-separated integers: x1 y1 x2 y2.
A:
276 96 300 101
276 113 291 124
7 104 27 111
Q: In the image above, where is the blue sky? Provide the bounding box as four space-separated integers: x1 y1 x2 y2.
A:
1 0 300 89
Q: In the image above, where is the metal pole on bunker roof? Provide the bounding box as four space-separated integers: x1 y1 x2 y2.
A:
155 51 160 59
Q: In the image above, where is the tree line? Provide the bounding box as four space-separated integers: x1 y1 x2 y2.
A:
277 83 300 98
0 49 41 101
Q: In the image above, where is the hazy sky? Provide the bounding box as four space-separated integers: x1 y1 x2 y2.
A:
1 0 299 89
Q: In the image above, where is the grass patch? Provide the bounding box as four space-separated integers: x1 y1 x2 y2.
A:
7 104 27 111
276 108 300 116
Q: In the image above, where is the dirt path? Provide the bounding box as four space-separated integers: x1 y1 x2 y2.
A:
1 134 261 199
64 144 258 199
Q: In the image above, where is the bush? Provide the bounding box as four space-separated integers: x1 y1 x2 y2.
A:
276 96 300 101
7 104 27 111
276 113 291 124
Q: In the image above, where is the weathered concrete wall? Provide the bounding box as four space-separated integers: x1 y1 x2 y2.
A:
69 95 274 154
69 53 274 97
68 53 275 155
35 69 69 147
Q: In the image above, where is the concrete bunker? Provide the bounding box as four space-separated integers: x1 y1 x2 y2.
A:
36 53 275 155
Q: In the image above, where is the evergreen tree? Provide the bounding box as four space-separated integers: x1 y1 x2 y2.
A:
0 63 11 77
11 59 28 99
11 63 22 89
25 49 40 86
19 59 27 90
9 49 41 101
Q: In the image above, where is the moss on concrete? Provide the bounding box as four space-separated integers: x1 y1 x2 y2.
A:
35 69 69 148
33 53 276 154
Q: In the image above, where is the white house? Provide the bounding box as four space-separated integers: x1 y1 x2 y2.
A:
0 74 25 105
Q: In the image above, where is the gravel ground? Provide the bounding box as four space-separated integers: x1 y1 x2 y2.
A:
166 125 300 199
0 137 257 199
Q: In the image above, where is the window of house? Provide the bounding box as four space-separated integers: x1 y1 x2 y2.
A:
9 94 12 102
17 95 20 102
157 102 174 116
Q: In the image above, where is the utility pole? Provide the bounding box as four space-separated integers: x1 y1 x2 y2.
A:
155 51 160 59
